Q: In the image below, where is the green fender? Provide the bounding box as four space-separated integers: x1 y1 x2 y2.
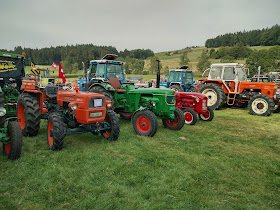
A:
88 83 115 92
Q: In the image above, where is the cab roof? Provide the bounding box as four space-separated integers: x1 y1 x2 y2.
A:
169 69 192 73
0 51 25 59
211 63 244 67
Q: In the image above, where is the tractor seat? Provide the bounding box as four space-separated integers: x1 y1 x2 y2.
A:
45 85 59 99
109 78 126 93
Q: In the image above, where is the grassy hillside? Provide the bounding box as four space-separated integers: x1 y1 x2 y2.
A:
1 108 279 209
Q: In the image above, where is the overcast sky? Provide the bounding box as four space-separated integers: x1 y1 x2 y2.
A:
0 0 279 52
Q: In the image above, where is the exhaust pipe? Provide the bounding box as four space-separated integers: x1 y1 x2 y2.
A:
156 59 160 88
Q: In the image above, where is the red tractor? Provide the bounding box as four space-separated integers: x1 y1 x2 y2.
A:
17 78 119 151
175 92 214 125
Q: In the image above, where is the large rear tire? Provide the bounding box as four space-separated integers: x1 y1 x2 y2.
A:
47 112 65 151
199 83 226 110
89 86 115 110
170 84 184 92
189 86 197 92
101 110 119 141
248 94 274 116
3 121 22 160
17 93 41 136
162 107 185 130
132 110 158 137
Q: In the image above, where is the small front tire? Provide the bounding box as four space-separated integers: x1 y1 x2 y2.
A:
162 107 185 130
47 112 65 151
132 110 158 137
199 107 214 121
183 108 197 125
101 110 120 141
248 94 274 116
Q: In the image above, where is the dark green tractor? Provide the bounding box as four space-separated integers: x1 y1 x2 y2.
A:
0 51 25 159
0 87 22 160
85 54 185 137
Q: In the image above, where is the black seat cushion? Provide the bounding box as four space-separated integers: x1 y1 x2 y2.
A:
45 85 58 99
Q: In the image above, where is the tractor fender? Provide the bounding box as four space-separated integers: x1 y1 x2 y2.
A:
88 83 115 92
131 107 149 123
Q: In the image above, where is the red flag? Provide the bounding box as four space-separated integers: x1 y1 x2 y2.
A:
52 62 57 69
59 62 66 84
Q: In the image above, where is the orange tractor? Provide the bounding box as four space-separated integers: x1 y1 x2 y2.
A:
198 63 279 116
17 78 119 150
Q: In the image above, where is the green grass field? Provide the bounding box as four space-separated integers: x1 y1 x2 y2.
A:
1 108 279 209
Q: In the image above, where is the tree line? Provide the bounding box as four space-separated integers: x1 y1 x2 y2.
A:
205 24 280 48
0 44 154 74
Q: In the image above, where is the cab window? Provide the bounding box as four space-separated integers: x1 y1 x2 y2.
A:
235 67 246 81
90 63 97 75
168 71 175 82
223 67 235 80
96 64 105 77
175 72 181 81
209 66 222 79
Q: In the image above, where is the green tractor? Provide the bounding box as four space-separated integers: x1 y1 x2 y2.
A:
0 51 25 159
84 54 185 137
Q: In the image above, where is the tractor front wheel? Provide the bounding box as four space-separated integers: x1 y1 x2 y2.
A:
199 83 226 110
17 93 41 136
47 112 65 151
162 107 185 130
170 84 184 92
101 110 119 141
183 108 197 125
199 107 214 121
132 110 158 137
3 121 22 160
249 94 274 116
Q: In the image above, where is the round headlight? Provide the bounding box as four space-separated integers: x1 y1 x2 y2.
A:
107 102 112 108
0 107 6 117
71 103 77 110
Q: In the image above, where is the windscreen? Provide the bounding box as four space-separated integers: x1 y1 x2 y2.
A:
107 64 124 80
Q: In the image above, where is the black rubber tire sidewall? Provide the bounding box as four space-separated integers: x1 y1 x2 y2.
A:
170 84 184 92
132 110 158 137
162 107 185 130
199 107 214 121
47 112 65 151
248 94 274 116
182 108 197 125
101 110 120 141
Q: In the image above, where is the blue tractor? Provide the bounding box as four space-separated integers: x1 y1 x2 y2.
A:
160 66 197 92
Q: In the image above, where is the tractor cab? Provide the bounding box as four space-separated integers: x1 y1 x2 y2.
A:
88 54 126 84
160 66 196 92
205 63 248 93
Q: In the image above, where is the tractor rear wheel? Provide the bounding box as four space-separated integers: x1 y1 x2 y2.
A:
199 83 226 110
17 93 41 136
170 84 184 92
47 112 65 151
273 105 280 113
183 108 197 125
132 110 158 137
199 107 214 121
119 112 133 120
89 86 115 110
189 86 197 92
249 94 274 116
101 110 119 141
162 107 185 130
3 121 22 160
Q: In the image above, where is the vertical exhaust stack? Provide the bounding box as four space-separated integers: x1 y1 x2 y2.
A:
156 59 160 88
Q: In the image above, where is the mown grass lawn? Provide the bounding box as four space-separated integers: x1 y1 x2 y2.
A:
1 108 279 209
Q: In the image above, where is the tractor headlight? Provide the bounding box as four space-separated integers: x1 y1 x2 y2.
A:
71 103 77 110
107 102 112 108
0 107 6 117
151 102 156 107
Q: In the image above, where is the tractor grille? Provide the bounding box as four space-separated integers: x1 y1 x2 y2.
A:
166 95 175 105
202 100 207 110
88 97 104 109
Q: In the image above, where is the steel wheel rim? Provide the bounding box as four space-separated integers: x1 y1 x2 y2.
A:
184 112 193 124
202 89 217 106
48 120 54 146
252 98 268 114
136 116 151 133
17 102 26 130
